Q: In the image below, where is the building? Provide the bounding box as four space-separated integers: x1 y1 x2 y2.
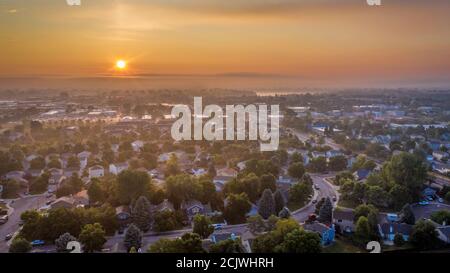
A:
109 162 129 175
88 165 105 179
333 209 355 234
303 222 335 245
378 223 413 244
181 200 211 220
213 176 234 192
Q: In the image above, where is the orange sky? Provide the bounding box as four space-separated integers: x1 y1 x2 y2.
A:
0 0 449 88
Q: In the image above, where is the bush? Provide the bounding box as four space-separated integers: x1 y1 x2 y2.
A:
393 233 405 247
9 237 31 253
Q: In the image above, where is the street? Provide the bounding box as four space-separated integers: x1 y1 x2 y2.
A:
0 195 47 252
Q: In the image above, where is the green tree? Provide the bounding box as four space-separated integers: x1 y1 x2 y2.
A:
87 179 105 204
247 214 266 233
192 214 214 239
288 162 305 180
410 220 440 250
223 193 251 224
273 190 286 215
328 155 347 172
430 210 450 226
209 239 242 253
258 189 275 219
389 185 412 210
382 153 427 202
165 154 180 177
78 223 106 253
277 228 322 253
9 237 31 253
116 170 152 205
153 210 181 232
289 182 312 205
124 224 143 252
259 174 276 194
308 156 327 173
132 196 152 232
355 216 371 244
0 179 20 198
67 155 80 169
318 197 332 224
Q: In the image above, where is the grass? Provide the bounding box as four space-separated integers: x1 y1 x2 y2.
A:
323 238 364 253
336 199 360 209
287 199 308 211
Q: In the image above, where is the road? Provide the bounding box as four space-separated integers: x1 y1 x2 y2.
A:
0 195 47 252
291 173 339 222
104 173 340 253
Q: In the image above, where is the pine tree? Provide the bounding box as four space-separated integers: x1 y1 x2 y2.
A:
132 196 152 232
258 189 275 219
273 190 286 215
318 197 332 224
124 224 143 252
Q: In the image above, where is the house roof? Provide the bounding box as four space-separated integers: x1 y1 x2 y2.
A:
303 222 330 235
437 227 450 239
333 209 354 221
154 199 174 212
353 169 371 180
115 205 130 215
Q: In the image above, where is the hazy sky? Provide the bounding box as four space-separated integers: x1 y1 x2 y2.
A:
0 0 449 88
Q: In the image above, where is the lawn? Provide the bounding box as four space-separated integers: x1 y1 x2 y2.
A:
323 238 364 253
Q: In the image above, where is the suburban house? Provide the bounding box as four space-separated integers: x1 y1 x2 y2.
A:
433 151 449 161
131 140 144 152
213 176 234 192
181 200 212 220
50 196 76 209
153 199 175 213
303 222 335 245
74 190 90 206
312 151 326 159
4 171 26 181
326 150 343 158
333 209 355 234
115 206 131 222
109 162 129 175
77 151 91 170
216 167 238 177
437 226 450 244
63 167 80 178
378 223 413 244
353 169 371 181
88 165 105 179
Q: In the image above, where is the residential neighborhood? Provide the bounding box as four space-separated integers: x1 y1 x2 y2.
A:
0 89 449 254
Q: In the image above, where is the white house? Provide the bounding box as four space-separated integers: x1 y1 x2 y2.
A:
89 165 105 179
109 162 129 175
131 140 145 152
433 151 449 161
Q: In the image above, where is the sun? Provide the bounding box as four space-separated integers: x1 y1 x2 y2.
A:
115 60 127 70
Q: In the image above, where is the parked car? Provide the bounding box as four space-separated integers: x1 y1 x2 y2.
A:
332 196 337 202
0 215 8 224
312 199 317 204
31 240 45 247
438 198 444 203
5 233 13 241
419 200 429 206
308 214 317 221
